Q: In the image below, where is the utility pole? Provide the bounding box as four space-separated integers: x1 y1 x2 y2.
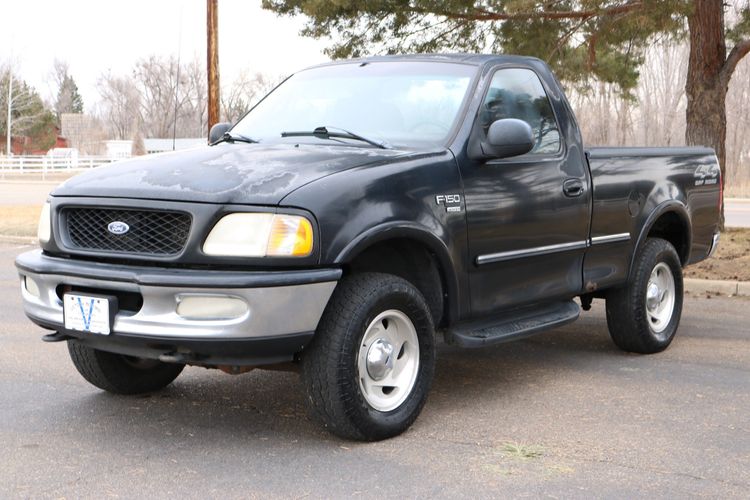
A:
207 0 220 132
5 69 11 157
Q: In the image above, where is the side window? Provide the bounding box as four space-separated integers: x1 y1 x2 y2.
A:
479 68 561 154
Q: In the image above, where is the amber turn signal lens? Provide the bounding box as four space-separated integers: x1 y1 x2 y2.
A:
266 215 313 257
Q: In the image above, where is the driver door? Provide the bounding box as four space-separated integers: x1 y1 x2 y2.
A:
458 67 591 316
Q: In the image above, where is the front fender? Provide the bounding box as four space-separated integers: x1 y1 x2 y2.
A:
334 222 461 323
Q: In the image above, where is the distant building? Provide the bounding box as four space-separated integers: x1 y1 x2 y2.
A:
104 140 133 159
8 126 68 155
143 138 205 154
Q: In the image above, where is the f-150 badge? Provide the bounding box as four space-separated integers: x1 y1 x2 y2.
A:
436 194 462 213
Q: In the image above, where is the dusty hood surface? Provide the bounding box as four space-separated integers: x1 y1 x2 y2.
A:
52 143 411 205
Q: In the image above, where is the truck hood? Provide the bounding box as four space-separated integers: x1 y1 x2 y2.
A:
52 143 412 205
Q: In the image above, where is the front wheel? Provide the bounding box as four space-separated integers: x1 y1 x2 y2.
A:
68 341 185 394
301 273 436 441
606 237 684 353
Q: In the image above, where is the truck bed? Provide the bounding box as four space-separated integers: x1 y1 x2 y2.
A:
583 146 721 290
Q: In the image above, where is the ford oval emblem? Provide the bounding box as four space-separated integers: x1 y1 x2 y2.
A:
107 221 130 235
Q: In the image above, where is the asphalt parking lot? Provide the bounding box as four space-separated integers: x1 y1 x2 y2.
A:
1 241 748 498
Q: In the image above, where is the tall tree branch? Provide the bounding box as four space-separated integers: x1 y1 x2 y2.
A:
721 38 750 85
421 1 643 23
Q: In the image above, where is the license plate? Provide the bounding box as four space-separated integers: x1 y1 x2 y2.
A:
63 294 114 335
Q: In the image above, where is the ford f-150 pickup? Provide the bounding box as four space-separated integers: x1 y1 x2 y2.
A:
16 54 722 441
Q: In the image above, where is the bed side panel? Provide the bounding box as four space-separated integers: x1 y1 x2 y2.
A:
583 147 719 292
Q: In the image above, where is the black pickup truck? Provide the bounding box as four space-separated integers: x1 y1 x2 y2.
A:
16 54 721 441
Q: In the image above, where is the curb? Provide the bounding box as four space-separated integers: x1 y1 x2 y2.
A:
684 278 750 297
0 179 64 186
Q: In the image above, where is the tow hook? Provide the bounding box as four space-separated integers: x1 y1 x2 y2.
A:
42 332 72 343
159 351 198 364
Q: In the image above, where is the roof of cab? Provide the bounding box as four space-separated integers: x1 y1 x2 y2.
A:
305 53 543 70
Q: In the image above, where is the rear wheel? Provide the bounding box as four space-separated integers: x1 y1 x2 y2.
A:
606 238 683 353
301 273 436 441
67 341 185 394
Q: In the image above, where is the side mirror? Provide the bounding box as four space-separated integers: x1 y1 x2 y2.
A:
484 119 534 159
208 122 232 144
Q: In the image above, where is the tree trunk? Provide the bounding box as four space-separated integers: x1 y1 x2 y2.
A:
685 0 727 226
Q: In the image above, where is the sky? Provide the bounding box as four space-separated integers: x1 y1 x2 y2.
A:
0 0 331 110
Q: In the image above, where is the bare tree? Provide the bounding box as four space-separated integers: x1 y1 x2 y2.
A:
132 55 208 138
725 55 750 193
95 72 141 140
567 82 622 146
634 43 688 147
221 71 277 124
95 55 208 141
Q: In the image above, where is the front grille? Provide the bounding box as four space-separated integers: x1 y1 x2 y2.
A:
63 207 191 256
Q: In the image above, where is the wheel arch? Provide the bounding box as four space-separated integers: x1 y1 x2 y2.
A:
629 200 692 280
334 223 460 326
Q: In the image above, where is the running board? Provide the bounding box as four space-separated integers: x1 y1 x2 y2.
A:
445 300 580 348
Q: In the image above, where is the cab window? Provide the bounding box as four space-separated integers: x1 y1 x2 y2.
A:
479 68 561 154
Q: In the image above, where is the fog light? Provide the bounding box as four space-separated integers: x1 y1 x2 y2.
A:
176 295 248 320
24 276 41 298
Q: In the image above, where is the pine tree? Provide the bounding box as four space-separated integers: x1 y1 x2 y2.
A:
1 70 57 153
53 61 84 120
55 75 84 117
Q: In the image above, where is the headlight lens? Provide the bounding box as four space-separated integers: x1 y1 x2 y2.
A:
38 203 51 244
203 213 313 257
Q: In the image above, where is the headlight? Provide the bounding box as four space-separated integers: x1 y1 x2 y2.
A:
38 203 51 244
203 213 313 257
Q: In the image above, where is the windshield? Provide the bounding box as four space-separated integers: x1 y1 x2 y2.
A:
230 61 477 149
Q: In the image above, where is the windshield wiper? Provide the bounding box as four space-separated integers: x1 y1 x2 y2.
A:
212 132 258 145
280 126 388 149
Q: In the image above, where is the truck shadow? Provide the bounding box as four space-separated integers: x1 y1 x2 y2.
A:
60 310 628 447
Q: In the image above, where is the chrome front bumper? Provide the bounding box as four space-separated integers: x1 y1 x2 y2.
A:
16 250 340 341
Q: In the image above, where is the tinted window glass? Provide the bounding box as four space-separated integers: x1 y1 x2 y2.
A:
479 68 561 154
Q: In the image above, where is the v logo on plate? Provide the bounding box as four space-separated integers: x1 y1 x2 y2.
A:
76 297 96 330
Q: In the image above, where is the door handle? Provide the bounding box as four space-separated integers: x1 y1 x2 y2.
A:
563 179 584 197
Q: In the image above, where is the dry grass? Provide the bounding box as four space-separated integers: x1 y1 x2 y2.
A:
501 442 545 460
684 228 750 282
0 205 42 237
0 172 78 183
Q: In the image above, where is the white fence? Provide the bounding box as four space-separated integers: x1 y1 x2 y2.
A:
0 156 120 178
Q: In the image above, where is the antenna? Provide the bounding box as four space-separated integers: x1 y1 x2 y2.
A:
172 5 184 152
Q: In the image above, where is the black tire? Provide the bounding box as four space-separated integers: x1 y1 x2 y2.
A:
301 272 436 441
67 341 185 394
606 237 684 354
